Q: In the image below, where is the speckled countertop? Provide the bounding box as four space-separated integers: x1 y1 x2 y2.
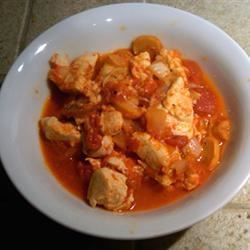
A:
0 0 250 249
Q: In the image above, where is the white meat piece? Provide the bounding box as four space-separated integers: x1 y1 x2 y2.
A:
132 132 169 170
150 61 170 80
70 53 98 78
40 116 81 146
117 192 134 211
98 63 129 86
164 77 193 119
100 107 123 135
163 77 194 138
155 48 188 83
85 158 101 170
50 53 70 67
87 167 128 210
48 53 101 103
154 174 173 187
131 52 151 80
88 135 114 158
132 132 180 187
106 155 127 175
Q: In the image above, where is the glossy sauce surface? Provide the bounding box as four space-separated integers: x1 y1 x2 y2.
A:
40 59 230 211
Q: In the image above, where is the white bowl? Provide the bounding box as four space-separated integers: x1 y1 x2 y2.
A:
0 3 250 239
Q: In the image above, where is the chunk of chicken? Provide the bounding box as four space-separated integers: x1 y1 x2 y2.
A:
40 116 81 146
183 172 200 190
50 53 70 67
48 53 101 103
153 48 188 84
163 77 194 138
150 61 170 80
131 52 151 81
131 132 183 187
87 167 129 210
131 132 169 170
100 106 123 136
61 97 97 125
85 158 101 170
97 50 132 86
105 155 127 175
154 174 173 187
98 63 129 86
87 135 114 158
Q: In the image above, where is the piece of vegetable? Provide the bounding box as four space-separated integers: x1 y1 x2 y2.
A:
82 112 102 151
103 80 143 119
113 99 143 119
106 49 133 67
139 79 159 98
150 82 170 106
171 159 187 175
112 132 127 151
146 106 170 138
123 119 142 134
183 137 202 158
212 119 231 141
132 35 163 59
193 87 216 116
183 59 203 84
184 171 200 190
165 136 189 148
201 137 221 170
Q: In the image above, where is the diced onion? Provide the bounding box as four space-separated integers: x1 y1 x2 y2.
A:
184 137 202 158
146 106 168 137
171 160 187 174
150 62 170 79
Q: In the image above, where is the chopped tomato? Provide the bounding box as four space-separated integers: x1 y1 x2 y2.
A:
165 136 189 148
183 59 203 84
193 87 216 116
83 112 102 150
143 79 158 97
133 78 158 98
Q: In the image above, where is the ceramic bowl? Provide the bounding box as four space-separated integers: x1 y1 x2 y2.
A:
0 3 250 239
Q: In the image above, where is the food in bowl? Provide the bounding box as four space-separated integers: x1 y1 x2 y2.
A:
39 35 231 212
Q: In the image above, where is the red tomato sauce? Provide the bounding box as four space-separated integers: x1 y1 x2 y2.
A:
40 59 229 212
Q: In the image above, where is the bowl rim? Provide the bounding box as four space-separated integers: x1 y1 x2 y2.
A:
0 3 250 240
